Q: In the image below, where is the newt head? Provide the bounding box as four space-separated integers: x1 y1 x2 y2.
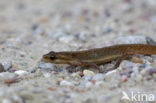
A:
42 51 75 64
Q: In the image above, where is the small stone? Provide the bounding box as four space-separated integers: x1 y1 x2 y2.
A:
2 61 12 71
105 69 117 76
145 76 152 81
0 63 5 73
14 70 28 76
60 80 74 86
2 99 12 103
149 69 156 75
153 73 156 78
28 67 36 73
85 82 93 88
59 36 75 44
0 72 19 84
84 75 93 81
42 72 51 78
136 75 143 82
131 57 143 64
20 91 33 100
92 74 104 81
8 68 16 73
140 69 148 76
38 62 55 71
4 77 18 84
80 80 88 86
121 75 128 82
83 70 95 77
71 73 81 78
12 94 24 103
95 81 104 87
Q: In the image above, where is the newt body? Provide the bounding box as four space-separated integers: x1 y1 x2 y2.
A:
42 44 156 69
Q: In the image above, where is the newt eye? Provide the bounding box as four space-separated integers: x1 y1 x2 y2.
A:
49 51 56 60
50 55 55 60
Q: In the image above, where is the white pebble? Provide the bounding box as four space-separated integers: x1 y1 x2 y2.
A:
71 73 81 78
105 70 117 76
2 99 12 103
92 74 104 81
136 75 143 82
140 69 148 76
83 70 95 76
42 72 51 78
60 80 74 86
59 36 75 44
14 70 28 76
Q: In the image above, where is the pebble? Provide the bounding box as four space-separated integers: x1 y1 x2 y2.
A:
92 74 104 81
114 36 147 44
2 99 12 103
59 36 75 44
20 91 33 100
71 73 81 78
47 31 66 39
136 75 143 82
121 75 128 82
148 69 156 75
3 73 19 84
140 69 148 76
145 76 152 81
120 60 134 68
60 80 74 87
80 80 88 86
42 72 51 78
28 67 36 73
85 82 93 88
38 62 55 71
2 61 12 71
0 63 5 73
14 70 28 76
83 75 93 81
153 73 156 78
95 81 104 87
0 72 17 79
105 70 117 76
83 70 95 77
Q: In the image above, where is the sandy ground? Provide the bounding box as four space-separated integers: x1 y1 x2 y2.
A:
0 0 156 103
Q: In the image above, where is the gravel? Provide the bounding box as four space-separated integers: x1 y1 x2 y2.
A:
0 0 156 103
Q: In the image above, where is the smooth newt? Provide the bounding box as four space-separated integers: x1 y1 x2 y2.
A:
42 44 156 69
42 44 156 70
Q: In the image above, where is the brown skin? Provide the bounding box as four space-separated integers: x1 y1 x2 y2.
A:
42 44 156 69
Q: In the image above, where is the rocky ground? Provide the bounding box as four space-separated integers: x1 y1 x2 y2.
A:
0 0 156 103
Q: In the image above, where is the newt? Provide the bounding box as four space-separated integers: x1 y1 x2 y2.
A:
41 44 156 70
